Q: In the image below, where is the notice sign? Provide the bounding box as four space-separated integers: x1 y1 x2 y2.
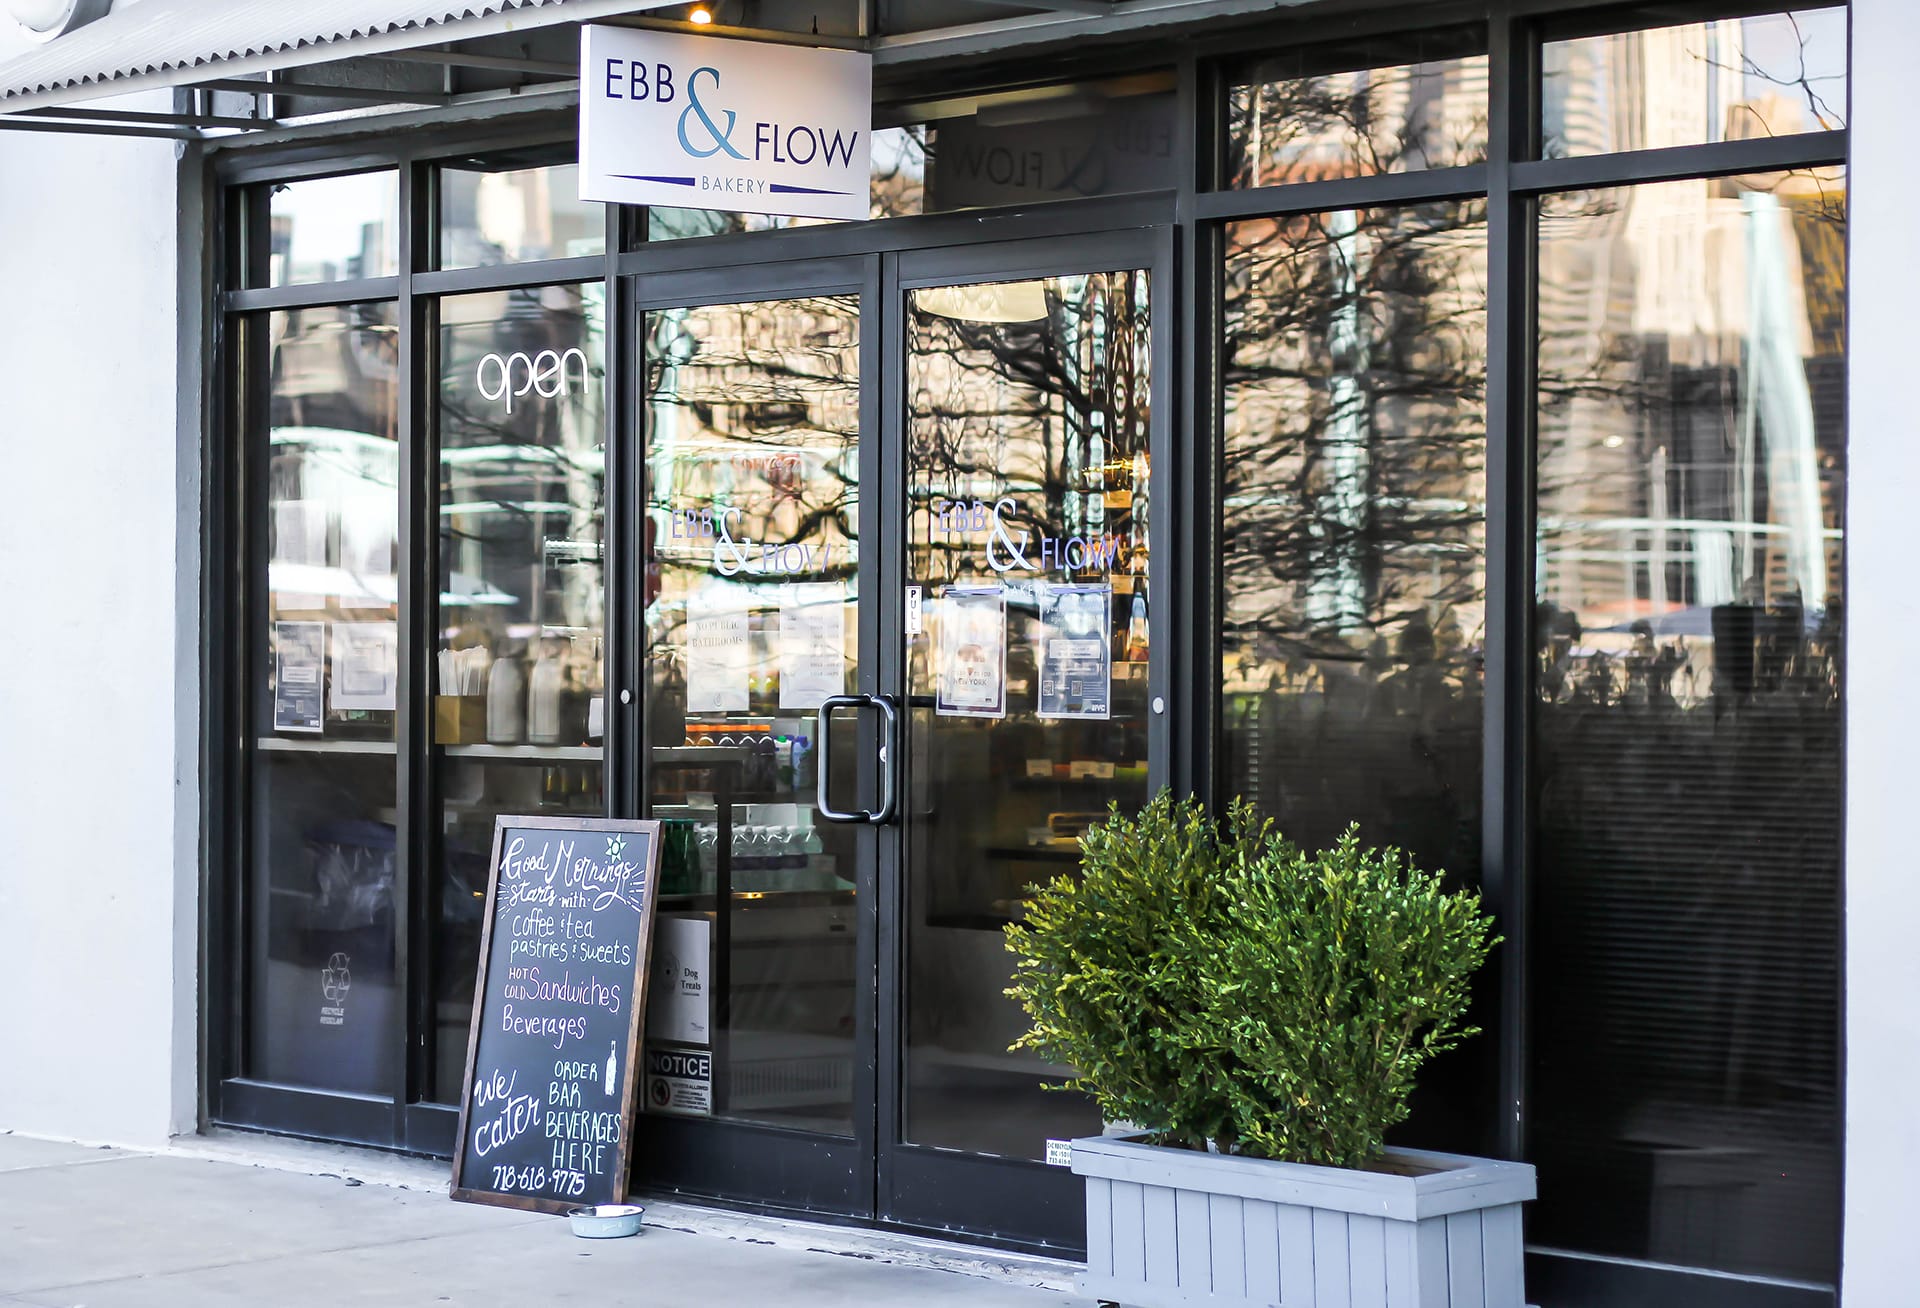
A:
580 26 873 221
450 817 663 1215
685 600 751 713
331 621 397 713
645 1045 713 1118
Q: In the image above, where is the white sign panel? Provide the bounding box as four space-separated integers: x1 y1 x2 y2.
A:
580 26 872 221
685 598 751 713
330 621 398 713
646 915 711 1047
778 581 847 710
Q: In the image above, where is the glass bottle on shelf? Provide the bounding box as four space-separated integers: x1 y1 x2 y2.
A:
527 637 565 744
486 642 526 744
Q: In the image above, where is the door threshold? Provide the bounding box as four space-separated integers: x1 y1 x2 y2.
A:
176 1128 1079 1293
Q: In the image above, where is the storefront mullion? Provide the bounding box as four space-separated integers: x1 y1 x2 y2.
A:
395 155 429 1146
1479 5 1539 1172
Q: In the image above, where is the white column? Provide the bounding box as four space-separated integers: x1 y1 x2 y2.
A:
0 96 194 1146
1844 3 1920 1303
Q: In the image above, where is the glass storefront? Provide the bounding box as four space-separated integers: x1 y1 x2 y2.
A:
208 3 1849 1298
1528 168 1846 1284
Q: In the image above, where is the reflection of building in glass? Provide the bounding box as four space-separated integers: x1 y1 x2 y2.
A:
436 284 606 700
269 173 399 285
906 274 1151 592
646 294 862 616
1535 172 1845 699
267 306 401 624
1529 168 1846 1284
1220 200 1489 877
439 164 606 267
1543 10 1848 158
1229 48 1490 185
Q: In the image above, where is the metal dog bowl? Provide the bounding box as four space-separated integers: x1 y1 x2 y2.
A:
567 1203 646 1238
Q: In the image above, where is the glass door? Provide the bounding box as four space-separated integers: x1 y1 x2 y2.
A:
631 257 882 1217
625 235 1166 1250
881 233 1167 1251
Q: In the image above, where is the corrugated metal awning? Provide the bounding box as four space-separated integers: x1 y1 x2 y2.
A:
0 0 673 116
0 0 1306 139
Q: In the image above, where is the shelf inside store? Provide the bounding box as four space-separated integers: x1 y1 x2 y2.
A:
439 743 603 763
984 845 1084 863
256 736 395 756
650 744 760 768
1009 773 1144 790
658 887 855 909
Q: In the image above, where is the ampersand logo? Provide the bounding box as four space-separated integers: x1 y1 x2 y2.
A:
986 497 1037 573
677 66 747 161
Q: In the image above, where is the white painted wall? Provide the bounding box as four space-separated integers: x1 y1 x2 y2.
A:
1844 3 1919 1304
0 92 196 1146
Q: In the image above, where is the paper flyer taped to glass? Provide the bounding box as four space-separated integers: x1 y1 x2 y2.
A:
1038 584 1112 720
936 586 1007 719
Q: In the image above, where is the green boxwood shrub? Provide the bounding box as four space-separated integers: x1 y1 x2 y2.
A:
1004 792 1497 1169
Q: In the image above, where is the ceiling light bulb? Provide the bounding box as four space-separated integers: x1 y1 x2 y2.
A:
688 4 713 23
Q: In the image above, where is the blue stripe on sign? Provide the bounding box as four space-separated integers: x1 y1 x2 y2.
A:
768 184 854 195
614 175 697 186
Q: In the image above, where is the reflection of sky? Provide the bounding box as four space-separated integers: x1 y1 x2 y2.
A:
275 172 396 278
871 126 926 183
1738 8 1848 131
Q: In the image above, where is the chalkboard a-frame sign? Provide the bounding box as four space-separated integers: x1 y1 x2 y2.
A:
450 815 663 1215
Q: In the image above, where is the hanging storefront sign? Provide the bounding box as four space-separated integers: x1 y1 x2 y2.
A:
579 25 873 222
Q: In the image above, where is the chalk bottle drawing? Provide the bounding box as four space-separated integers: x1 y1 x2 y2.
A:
606 1041 617 1096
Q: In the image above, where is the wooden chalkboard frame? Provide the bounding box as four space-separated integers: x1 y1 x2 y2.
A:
449 814 665 1215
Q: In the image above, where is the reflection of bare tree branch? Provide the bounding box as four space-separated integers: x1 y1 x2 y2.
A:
1218 196 1487 880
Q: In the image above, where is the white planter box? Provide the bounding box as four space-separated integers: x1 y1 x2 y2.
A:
1072 1135 1536 1308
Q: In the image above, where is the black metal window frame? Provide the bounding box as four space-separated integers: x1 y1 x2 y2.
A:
201 0 1848 1293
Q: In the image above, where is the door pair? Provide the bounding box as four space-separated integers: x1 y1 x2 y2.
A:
629 229 1167 1254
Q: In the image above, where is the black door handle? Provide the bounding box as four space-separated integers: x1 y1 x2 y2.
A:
815 694 900 824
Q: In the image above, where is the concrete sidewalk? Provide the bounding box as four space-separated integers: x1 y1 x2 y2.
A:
0 1132 1087 1307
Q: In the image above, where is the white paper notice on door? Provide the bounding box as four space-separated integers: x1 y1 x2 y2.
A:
778 581 847 710
936 585 1008 719
331 621 397 712
646 915 712 1046
686 598 751 712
